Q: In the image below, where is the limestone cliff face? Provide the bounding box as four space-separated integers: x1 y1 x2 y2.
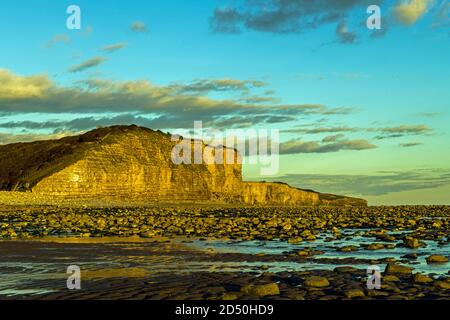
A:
0 125 366 206
31 127 243 202
241 182 320 205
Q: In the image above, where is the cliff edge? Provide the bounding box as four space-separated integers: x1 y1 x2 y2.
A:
0 125 367 206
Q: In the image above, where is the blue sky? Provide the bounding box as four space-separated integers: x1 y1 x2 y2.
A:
0 0 449 204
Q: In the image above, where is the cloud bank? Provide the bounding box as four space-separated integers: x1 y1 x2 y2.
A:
266 169 450 196
210 0 377 34
0 69 356 131
280 138 376 154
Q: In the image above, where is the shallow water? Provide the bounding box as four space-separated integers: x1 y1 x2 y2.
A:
0 228 448 297
186 229 450 275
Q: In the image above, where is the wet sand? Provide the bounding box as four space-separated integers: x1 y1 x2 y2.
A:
0 205 449 300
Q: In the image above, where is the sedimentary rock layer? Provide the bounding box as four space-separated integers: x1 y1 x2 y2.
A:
0 125 366 206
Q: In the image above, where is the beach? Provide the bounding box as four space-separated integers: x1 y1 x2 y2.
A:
0 205 448 300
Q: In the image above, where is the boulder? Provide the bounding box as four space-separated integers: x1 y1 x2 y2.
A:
383 275 400 282
338 245 359 252
412 273 433 283
334 266 359 274
433 280 450 290
366 243 385 250
344 289 365 299
304 276 330 288
222 293 239 300
240 283 280 297
403 236 421 249
384 264 413 275
426 255 449 264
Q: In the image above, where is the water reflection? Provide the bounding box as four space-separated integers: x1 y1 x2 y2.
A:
0 228 448 297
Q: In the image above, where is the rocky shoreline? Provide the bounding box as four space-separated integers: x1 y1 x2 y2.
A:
1 205 448 241
0 205 448 300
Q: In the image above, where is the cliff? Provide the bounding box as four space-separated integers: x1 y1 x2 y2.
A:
0 125 367 206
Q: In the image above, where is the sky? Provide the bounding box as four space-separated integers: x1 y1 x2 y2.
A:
0 0 449 205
